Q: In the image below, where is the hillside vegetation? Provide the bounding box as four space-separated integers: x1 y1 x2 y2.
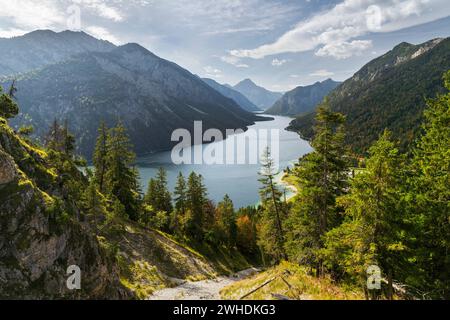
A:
0 82 255 298
266 79 340 116
221 261 364 300
289 38 450 154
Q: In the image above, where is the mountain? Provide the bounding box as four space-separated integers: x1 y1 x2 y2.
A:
0 30 115 76
265 79 341 116
289 38 450 154
0 118 131 299
0 31 263 158
0 117 230 298
233 79 283 110
202 78 260 112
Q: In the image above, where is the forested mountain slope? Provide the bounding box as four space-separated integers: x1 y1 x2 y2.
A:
289 38 450 153
1 40 262 157
266 79 340 116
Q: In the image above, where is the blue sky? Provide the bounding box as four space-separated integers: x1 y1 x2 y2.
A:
0 0 449 91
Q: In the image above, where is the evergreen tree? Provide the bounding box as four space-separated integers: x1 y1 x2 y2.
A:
217 194 237 247
409 71 450 299
144 168 172 231
171 172 187 234
104 122 141 221
155 168 173 213
258 147 286 263
323 130 407 299
82 178 106 233
185 172 208 240
285 102 348 276
45 119 75 157
0 85 18 119
93 121 109 193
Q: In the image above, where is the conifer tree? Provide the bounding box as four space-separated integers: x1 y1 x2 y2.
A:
258 147 286 262
171 172 187 233
93 121 109 193
104 122 141 221
0 85 18 119
217 194 237 247
185 172 208 239
174 172 187 215
82 178 106 232
409 71 450 298
323 130 407 299
144 170 171 209
144 168 172 231
285 102 348 276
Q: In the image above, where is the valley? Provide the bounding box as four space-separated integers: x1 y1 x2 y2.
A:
0 3 449 302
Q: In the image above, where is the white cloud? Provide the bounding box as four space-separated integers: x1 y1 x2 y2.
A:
167 0 300 37
309 69 335 77
315 40 372 59
73 0 124 22
290 74 300 78
230 0 450 60
203 66 223 78
86 26 120 44
220 55 249 68
0 28 29 38
0 0 65 30
0 0 125 40
271 58 288 66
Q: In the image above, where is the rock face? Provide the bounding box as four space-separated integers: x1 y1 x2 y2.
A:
265 79 341 116
0 148 17 185
0 120 131 299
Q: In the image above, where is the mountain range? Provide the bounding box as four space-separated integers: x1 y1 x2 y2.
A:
201 78 260 112
289 37 450 153
0 31 265 158
265 79 340 116
232 79 283 110
0 30 115 76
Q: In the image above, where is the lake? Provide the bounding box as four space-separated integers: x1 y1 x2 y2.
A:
135 116 312 208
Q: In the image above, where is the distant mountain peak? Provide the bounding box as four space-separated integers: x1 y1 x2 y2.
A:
117 42 148 52
202 78 261 112
233 78 282 110
0 29 116 76
240 78 256 84
265 79 341 116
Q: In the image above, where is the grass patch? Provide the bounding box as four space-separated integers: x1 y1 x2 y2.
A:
220 261 364 300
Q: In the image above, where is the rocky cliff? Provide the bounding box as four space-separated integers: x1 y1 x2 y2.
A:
0 118 130 299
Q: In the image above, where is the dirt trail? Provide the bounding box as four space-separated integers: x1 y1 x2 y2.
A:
148 268 259 300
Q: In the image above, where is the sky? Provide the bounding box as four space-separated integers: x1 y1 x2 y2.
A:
0 0 449 92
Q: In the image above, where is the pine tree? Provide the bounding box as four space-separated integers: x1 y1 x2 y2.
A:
217 194 237 247
143 168 172 231
258 147 286 263
323 130 407 299
0 85 18 119
82 178 106 232
285 102 348 276
185 172 208 240
45 119 75 157
104 122 141 221
409 71 450 299
93 121 109 193
174 172 187 215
